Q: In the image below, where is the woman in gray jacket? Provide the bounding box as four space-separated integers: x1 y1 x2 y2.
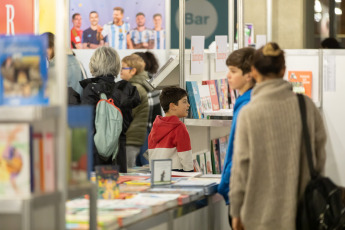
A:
229 42 327 230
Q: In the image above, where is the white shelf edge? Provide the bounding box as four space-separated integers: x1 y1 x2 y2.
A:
0 191 61 214
0 105 60 122
184 118 232 127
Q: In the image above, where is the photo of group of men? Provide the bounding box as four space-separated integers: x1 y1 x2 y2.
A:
70 7 165 50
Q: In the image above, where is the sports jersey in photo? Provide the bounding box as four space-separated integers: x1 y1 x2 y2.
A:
82 28 99 45
102 22 130 50
129 29 154 46
153 30 166 49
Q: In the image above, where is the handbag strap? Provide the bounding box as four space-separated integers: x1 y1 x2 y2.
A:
297 94 318 179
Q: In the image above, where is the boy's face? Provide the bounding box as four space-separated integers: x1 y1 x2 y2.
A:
227 65 248 92
120 62 134 81
171 96 190 118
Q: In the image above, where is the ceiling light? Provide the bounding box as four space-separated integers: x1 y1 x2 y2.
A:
335 7 342 15
315 0 322 13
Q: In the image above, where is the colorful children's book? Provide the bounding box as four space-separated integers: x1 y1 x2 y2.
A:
211 139 221 174
198 84 212 116
0 123 31 197
220 79 229 109
218 136 228 173
0 35 49 105
202 80 220 111
95 165 120 199
288 71 312 98
186 81 202 119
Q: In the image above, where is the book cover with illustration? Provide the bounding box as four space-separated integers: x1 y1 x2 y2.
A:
211 139 221 174
220 79 229 109
198 84 213 116
0 35 49 105
288 71 312 98
0 124 31 197
95 165 120 199
202 80 220 111
186 81 202 119
218 136 228 173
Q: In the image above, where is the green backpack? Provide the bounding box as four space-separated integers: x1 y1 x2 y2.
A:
94 93 123 161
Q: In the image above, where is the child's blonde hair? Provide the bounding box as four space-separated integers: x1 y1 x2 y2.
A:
122 54 146 74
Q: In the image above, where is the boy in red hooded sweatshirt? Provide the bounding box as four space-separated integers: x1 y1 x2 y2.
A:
148 86 193 172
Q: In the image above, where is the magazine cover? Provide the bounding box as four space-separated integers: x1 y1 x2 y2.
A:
95 165 120 199
0 35 48 105
218 136 228 173
288 71 312 98
0 123 31 197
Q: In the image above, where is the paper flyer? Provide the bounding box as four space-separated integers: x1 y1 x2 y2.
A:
191 36 205 75
215 36 228 72
288 71 313 98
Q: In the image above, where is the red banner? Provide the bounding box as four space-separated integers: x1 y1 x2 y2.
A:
0 0 34 35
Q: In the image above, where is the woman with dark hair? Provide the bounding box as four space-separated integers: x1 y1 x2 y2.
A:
80 47 140 172
134 51 162 166
229 42 327 230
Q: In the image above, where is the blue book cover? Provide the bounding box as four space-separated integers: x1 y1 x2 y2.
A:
186 81 198 119
0 35 49 105
191 81 203 118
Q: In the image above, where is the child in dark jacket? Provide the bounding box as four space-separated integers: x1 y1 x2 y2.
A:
148 86 193 172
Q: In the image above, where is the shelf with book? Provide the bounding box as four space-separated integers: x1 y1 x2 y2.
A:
184 118 232 127
0 106 60 122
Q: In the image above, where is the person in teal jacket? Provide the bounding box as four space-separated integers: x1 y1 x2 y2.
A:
218 47 256 205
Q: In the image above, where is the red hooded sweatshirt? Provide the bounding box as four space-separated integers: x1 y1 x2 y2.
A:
148 116 193 171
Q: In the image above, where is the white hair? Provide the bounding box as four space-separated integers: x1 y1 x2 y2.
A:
89 47 120 77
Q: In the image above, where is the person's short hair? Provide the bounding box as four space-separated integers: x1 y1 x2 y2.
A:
321 37 341 49
226 47 255 74
252 42 285 77
113 7 124 14
41 32 54 49
89 11 98 16
153 13 162 19
136 12 145 17
122 54 145 74
72 13 80 20
89 47 120 77
160 86 188 113
134 51 159 76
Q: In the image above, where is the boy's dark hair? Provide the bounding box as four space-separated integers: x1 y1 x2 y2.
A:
160 86 188 113
226 47 255 74
252 42 285 76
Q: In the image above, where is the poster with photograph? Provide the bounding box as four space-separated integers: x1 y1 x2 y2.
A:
151 159 172 186
69 0 165 50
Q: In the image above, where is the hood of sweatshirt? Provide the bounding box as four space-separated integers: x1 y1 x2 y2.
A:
149 116 182 144
129 71 153 92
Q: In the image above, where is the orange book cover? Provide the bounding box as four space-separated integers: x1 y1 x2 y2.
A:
288 71 312 98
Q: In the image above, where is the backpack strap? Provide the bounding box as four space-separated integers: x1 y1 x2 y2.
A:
297 94 318 180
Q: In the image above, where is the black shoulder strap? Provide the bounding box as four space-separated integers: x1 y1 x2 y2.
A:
297 94 318 179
